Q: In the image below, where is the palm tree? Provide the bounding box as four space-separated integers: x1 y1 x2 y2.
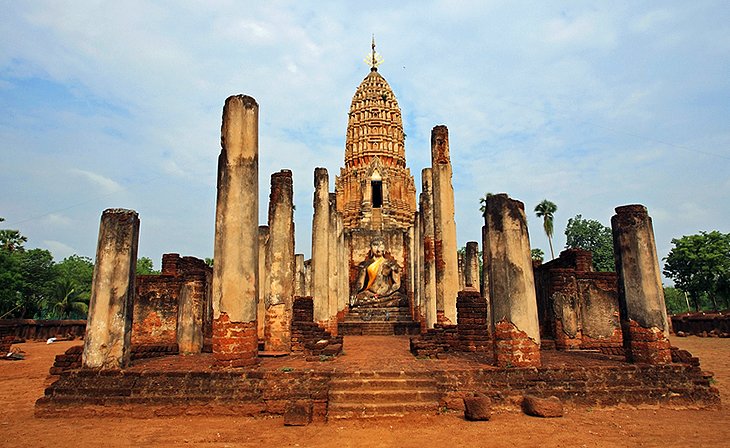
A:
47 279 89 319
534 199 558 260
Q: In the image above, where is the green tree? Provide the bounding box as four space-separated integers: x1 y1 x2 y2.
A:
663 231 730 311
55 255 94 299
0 217 27 252
136 257 160 275
564 214 615 272
204 257 214 267
531 248 545 263
663 286 689 315
534 200 557 260
478 192 493 219
46 278 89 319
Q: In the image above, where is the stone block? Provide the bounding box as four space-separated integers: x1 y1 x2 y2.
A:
463 397 491 421
522 395 563 418
284 400 313 426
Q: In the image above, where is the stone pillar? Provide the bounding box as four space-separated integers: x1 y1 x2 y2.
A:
485 194 541 367
413 212 421 318
430 125 458 324
611 204 671 364
257 225 269 340
294 254 306 297
83 208 139 370
327 193 339 335
481 225 491 329
212 94 259 367
304 259 312 297
465 241 480 290
458 252 466 291
311 168 330 326
420 169 437 329
177 275 206 354
264 170 295 352
337 213 348 314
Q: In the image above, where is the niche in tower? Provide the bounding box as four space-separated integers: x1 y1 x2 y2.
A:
371 170 383 208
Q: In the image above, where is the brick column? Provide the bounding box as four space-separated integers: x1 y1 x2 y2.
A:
485 194 540 367
83 208 139 369
611 204 671 364
458 252 466 291
177 275 206 354
304 259 312 297
257 225 269 340
420 168 437 329
264 170 295 351
311 168 330 327
430 126 458 324
212 95 259 367
465 241 480 290
327 193 339 335
481 225 491 328
294 254 306 297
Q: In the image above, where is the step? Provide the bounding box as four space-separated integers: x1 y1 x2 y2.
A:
327 401 439 419
329 389 441 403
329 377 437 390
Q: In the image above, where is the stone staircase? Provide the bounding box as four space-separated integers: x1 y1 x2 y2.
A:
327 371 440 419
338 307 421 336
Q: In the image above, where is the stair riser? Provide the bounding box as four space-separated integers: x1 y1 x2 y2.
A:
330 391 441 402
329 379 437 390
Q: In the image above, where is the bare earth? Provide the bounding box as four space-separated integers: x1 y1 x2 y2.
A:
1 337 728 448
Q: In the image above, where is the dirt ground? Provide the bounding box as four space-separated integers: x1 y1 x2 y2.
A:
1 337 728 448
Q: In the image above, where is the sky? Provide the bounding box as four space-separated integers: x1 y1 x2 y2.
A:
1 1 729 279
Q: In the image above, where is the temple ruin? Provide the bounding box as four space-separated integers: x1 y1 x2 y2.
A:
36 41 719 420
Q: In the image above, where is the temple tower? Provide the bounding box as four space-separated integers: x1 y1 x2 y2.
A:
335 39 420 336
335 41 416 232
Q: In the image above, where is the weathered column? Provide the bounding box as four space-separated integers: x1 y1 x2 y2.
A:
465 241 480 290
458 252 466 291
420 169 437 329
304 259 312 297
294 254 306 297
611 204 671 364
212 94 259 367
264 170 295 351
177 275 206 354
257 225 269 340
413 212 421 318
83 208 139 369
311 168 330 327
430 125 458 324
481 225 491 331
327 193 340 335
485 194 541 367
337 213 348 314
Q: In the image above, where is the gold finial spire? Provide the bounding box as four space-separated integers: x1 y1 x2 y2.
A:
364 34 383 70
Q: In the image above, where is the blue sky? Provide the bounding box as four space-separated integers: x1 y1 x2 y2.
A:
1 1 729 279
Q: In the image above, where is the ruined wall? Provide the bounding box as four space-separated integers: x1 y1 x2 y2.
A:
132 254 212 348
534 249 622 351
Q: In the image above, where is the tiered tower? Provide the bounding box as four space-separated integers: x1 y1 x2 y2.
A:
335 39 416 231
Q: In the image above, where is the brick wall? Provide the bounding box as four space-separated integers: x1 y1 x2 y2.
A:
534 249 622 352
133 254 212 348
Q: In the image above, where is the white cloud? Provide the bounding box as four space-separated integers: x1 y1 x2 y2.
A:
70 169 122 194
42 240 76 261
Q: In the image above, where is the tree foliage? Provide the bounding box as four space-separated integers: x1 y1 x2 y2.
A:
478 192 493 219
136 257 160 275
663 231 730 311
531 248 545 263
534 200 557 260
564 214 615 272
663 286 689 315
0 218 94 319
